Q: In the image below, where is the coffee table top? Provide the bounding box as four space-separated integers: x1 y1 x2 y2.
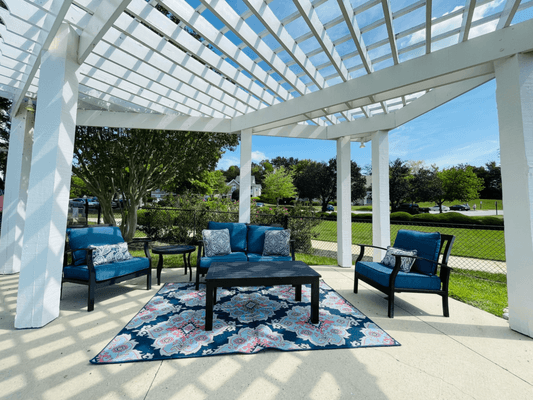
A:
151 244 196 255
207 261 321 281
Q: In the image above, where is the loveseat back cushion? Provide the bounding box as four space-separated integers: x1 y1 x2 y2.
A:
356 261 441 291
247 253 293 262
247 225 283 255
263 229 291 256
63 257 149 282
393 230 441 275
198 252 248 270
208 221 247 252
202 229 231 257
68 226 125 266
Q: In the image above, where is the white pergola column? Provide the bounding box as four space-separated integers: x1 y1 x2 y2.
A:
371 130 390 261
239 129 252 223
494 52 533 338
336 136 352 268
0 100 35 275
15 24 80 329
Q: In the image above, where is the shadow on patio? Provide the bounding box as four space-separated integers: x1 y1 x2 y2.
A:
1 265 532 400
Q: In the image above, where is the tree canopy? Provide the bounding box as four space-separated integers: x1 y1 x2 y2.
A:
262 166 297 205
73 126 238 240
438 166 484 204
389 158 411 211
0 97 11 192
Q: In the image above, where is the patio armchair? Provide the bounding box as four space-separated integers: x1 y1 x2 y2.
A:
62 225 152 311
354 230 455 318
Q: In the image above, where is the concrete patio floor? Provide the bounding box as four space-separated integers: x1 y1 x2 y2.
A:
1 265 532 400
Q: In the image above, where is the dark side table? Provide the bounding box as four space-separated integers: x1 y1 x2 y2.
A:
151 244 196 285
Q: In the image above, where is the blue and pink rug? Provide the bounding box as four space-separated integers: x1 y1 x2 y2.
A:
91 281 399 364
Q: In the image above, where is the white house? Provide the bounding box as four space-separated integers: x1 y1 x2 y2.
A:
227 176 261 198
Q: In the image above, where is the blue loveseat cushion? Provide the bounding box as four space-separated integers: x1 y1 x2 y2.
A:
68 226 126 266
356 261 442 291
393 230 441 275
63 257 149 282
247 253 293 262
198 252 248 270
208 221 247 252
247 225 283 255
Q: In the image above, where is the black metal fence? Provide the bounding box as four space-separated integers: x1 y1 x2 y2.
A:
81 207 506 277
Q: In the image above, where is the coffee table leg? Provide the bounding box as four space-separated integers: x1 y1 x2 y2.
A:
295 284 302 301
157 254 164 285
205 282 214 331
310 279 319 324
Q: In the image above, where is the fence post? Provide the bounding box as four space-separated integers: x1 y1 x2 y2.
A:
194 209 197 240
97 204 101 224
283 214 289 229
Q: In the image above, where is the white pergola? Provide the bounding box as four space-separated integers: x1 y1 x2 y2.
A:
0 0 532 336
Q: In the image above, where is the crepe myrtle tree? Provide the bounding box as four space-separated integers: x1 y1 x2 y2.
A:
262 166 297 205
73 126 238 241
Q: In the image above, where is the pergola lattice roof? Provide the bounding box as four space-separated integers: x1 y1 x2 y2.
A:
1 0 533 139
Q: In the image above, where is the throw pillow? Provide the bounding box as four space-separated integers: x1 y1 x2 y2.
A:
203 229 232 257
381 246 418 272
263 229 291 257
88 242 133 266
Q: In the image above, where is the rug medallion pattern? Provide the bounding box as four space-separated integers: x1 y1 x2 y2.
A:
91 281 399 364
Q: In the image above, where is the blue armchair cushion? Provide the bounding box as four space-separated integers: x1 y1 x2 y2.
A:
63 257 149 282
357 261 442 291
198 252 248 270
247 225 283 255
381 246 417 273
88 243 132 265
393 230 441 275
68 226 125 266
202 229 231 257
247 253 293 262
263 229 291 256
208 221 247 252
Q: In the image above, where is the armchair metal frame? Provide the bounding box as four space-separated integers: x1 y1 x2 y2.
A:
354 234 455 318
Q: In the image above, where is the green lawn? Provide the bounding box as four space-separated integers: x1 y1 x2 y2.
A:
312 220 505 261
351 199 504 212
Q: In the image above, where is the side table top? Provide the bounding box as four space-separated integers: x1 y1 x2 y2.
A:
151 244 196 254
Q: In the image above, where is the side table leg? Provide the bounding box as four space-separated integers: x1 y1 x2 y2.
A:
187 251 192 281
205 282 214 331
310 279 320 324
157 254 164 286
182 253 187 275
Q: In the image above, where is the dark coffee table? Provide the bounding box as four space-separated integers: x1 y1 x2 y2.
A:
204 261 321 331
152 244 196 285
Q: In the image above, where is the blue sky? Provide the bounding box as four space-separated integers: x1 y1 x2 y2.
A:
211 0 519 171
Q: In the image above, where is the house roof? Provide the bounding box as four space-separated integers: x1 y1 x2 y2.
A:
1 1 532 142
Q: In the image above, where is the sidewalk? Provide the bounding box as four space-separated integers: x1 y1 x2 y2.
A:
1 265 531 400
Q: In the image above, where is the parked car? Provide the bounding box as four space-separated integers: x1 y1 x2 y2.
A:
326 204 334 211
449 204 471 211
69 199 85 209
429 205 450 212
395 203 430 215
256 202 264 207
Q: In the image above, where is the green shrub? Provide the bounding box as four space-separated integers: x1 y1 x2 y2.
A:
390 212 413 221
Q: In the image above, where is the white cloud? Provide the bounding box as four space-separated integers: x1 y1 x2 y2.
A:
216 155 239 170
252 151 267 162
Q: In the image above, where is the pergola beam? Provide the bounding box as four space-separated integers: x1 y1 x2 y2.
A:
497 0 522 30
458 0 476 43
11 0 73 116
230 19 533 132
77 0 131 64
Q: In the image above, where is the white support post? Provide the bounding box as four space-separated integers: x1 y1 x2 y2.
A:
0 100 35 275
239 129 252 224
336 136 352 268
15 24 80 329
371 130 390 261
494 53 533 338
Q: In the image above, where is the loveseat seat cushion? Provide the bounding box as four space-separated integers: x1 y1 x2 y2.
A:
356 261 442 291
208 221 247 252
198 252 248 270
393 230 441 275
247 225 283 255
63 257 149 282
246 253 293 262
68 226 125 266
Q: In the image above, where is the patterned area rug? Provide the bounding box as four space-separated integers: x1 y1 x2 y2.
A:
91 281 399 364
